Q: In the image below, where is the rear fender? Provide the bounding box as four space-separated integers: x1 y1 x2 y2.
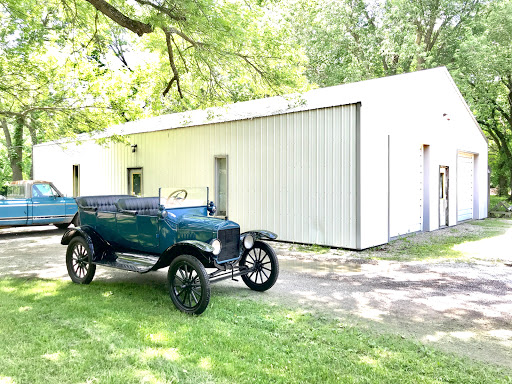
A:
151 240 214 271
61 226 113 262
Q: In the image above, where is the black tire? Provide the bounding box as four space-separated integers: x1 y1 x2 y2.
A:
55 222 71 229
240 241 279 291
66 237 96 284
168 254 210 315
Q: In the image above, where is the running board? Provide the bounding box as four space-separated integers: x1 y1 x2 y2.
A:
209 266 253 283
94 252 159 273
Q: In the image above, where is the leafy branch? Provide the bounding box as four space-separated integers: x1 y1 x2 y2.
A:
82 0 274 98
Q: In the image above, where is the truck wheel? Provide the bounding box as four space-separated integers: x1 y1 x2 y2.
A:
66 237 96 284
168 254 210 315
239 241 279 291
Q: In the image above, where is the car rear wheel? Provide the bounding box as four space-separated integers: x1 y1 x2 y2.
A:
66 237 96 284
240 241 279 291
168 255 210 315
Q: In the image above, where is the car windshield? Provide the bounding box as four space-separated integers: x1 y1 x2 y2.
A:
159 187 208 209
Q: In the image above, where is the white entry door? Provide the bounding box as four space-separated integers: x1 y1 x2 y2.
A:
389 144 423 237
457 152 474 222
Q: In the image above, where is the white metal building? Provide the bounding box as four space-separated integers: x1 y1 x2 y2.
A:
33 67 488 250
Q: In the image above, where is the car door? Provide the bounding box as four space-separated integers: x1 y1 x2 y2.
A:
116 213 160 254
31 183 67 225
0 185 29 226
115 212 139 250
136 214 160 253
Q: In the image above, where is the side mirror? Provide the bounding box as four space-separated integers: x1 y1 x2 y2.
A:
207 201 217 216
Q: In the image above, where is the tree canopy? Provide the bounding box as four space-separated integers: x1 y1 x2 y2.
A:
454 0 512 195
284 0 512 198
72 0 308 105
0 0 308 181
1 0 512 197
284 0 486 85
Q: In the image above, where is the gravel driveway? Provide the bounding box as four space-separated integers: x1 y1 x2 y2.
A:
1 224 511 371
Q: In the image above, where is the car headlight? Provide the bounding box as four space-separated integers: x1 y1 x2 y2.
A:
210 239 222 255
243 234 254 249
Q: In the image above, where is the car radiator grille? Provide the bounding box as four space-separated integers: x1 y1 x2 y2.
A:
217 228 240 263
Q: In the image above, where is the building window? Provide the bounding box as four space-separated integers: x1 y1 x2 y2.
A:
73 165 80 197
215 156 228 216
128 168 143 196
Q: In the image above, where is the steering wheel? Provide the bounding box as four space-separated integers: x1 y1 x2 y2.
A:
166 189 188 205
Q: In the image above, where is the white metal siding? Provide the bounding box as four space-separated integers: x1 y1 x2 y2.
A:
34 105 359 248
457 152 474 221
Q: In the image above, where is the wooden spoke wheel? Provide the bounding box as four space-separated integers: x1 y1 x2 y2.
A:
239 241 279 291
66 237 96 284
168 254 210 315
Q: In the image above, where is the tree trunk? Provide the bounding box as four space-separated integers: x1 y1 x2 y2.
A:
27 117 38 180
12 117 24 180
1 118 23 180
498 173 508 197
1 117 25 180
509 167 512 200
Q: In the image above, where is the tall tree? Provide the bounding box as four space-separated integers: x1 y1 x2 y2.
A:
284 0 485 86
0 0 146 180
454 0 512 197
0 0 308 181
0 0 68 180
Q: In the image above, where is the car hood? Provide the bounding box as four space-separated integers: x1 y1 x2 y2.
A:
176 215 239 243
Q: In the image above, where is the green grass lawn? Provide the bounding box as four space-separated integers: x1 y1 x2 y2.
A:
0 278 510 384
367 218 512 261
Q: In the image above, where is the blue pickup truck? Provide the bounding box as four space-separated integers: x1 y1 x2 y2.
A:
0 180 78 229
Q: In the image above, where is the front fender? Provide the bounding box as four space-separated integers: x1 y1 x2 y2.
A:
61 226 114 262
151 240 214 271
241 230 278 241
178 240 214 253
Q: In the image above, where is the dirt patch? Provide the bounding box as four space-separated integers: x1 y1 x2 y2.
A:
255 255 512 372
262 223 512 372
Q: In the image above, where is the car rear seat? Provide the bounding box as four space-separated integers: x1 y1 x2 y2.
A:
116 197 161 216
76 195 135 212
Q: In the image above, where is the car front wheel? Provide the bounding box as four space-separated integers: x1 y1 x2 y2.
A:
168 254 210 315
66 237 96 284
240 241 279 291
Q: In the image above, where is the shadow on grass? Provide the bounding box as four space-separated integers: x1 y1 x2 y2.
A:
0 277 510 384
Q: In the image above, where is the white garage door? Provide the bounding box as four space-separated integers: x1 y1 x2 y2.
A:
457 152 474 222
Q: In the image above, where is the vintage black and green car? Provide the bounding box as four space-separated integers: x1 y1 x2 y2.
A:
61 188 278 315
